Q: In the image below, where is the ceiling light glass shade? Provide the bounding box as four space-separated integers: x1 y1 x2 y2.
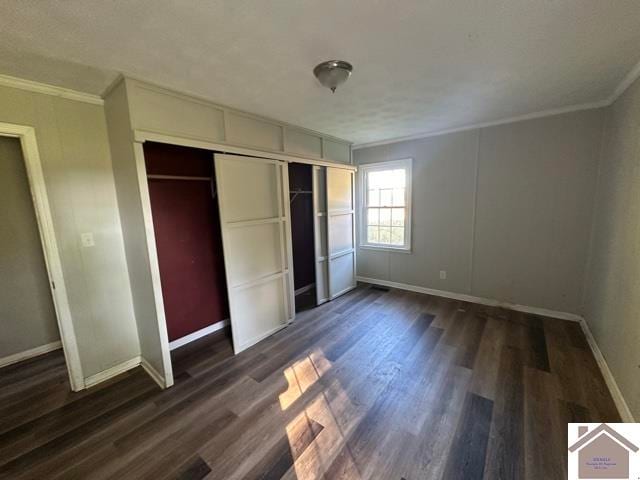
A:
313 60 353 92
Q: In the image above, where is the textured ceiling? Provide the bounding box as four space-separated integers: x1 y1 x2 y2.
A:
1 0 640 144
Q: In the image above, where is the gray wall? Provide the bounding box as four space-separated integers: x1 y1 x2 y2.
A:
0 84 139 377
0 136 60 357
583 75 640 418
354 108 605 314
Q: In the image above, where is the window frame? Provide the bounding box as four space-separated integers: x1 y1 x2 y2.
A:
358 158 412 252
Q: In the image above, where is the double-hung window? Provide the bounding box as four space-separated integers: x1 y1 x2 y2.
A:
359 158 412 251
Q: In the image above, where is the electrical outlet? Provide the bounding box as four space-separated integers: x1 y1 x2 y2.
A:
80 232 95 248
439 270 447 280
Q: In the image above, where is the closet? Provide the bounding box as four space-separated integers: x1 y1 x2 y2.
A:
142 141 355 362
289 163 316 311
144 142 230 350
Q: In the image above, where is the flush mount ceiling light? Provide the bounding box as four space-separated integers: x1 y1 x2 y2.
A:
313 60 353 93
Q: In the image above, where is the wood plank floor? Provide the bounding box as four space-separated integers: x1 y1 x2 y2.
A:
0 284 620 479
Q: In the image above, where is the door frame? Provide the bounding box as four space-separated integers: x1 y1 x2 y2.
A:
0 122 84 391
133 130 355 387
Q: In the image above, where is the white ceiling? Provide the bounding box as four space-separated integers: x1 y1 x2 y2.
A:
2 0 640 145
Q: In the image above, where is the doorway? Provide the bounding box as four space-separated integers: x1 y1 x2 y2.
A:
0 124 82 390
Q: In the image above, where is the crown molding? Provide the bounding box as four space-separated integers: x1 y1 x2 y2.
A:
352 100 609 149
354 55 640 150
0 73 104 105
606 56 640 105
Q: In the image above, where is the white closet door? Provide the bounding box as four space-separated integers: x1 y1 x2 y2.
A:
326 167 356 299
312 166 329 304
214 153 294 353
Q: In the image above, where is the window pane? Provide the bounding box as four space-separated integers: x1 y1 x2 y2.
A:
391 227 405 245
379 208 391 226
392 188 405 206
390 169 406 188
367 208 379 226
380 188 392 206
368 171 386 189
368 189 380 207
392 208 405 226
367 226 379 243
379 227 391 244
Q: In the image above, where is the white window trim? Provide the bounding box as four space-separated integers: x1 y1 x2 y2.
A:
358 158 412 252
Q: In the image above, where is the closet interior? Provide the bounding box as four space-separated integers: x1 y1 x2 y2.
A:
288 163 316 312
144 142 231 352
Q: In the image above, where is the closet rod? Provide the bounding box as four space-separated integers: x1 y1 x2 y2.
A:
147 174 211 181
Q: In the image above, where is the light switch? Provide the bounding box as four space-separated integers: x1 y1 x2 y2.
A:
439 270 447 280
81 232 95 248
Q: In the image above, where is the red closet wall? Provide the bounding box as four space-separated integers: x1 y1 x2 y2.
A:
144 142 229 342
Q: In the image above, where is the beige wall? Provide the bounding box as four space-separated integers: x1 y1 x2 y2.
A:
0 84 139 377
0 136 60 357
583 76 640 418
354 108 605 314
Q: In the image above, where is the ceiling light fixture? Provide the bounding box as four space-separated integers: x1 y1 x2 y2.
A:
313 60 353 93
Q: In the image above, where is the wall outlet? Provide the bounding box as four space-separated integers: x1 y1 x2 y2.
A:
439 270 447 280
80 232 95 248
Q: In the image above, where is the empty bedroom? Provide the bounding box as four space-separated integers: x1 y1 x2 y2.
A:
1 1 640 479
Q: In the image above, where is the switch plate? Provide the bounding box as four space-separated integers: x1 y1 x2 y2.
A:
80 232 95 248
439 270 447 280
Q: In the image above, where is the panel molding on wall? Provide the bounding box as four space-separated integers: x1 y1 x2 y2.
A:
121 77 351 164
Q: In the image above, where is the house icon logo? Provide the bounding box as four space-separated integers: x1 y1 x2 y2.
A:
568 423 639 479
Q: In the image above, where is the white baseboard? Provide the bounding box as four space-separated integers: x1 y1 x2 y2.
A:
578 318 635 422
295 283 315 296
84 356 141 388
140 357 167 389
356 276 582 321
0 341 62 369
356 275 634 422
168 319 229 351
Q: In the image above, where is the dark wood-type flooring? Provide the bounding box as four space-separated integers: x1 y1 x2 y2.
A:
0 284 620 479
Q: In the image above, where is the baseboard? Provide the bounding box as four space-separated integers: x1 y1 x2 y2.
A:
140 357 167 389
356 276 582 322
356 275 634 422
295 283 315 296
169 319 229 351
0 341 62 369
578 318 635 422
84 356 141 388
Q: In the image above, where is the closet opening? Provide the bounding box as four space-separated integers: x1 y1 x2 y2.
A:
289 162 317 312
144 142 232 359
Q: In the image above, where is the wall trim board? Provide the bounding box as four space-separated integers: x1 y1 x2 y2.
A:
356 276 582 321
0 122 86 391
132 141 175 389
84 356 141 388
0 73 104 105
134 130 357 171
578 318 635 423
352 100 609 149
0 341 62 369
140 357 167 389
168 319 230 351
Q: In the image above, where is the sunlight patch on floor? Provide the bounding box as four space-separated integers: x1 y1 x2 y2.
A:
279 348 332 410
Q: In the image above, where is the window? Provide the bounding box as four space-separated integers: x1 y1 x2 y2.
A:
359 158 411 251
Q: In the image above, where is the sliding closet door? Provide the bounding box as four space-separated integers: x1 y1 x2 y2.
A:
326 167 356 299
214 153 294 353
312 166 329 304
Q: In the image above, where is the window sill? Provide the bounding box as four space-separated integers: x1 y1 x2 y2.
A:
359 244 412 254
